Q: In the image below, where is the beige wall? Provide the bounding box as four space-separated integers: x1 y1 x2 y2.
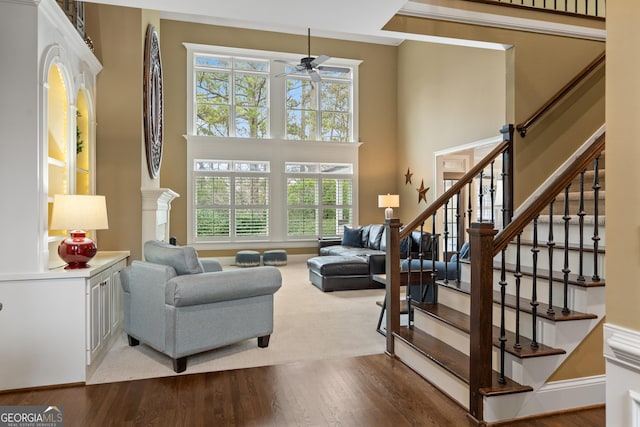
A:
606 3 640 330
159 20 398 244
86 4 151 261
396 40 506 221
385 15 604 205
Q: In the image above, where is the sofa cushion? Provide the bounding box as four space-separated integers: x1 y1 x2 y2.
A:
342 226 362 247
144 240 204 276
360 225 371 248
367 224 384 250
379 227 387 251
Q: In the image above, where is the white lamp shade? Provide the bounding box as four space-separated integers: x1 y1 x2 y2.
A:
50 194 109 231
378 194 399 208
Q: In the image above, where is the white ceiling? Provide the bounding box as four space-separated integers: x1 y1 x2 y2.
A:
85 0 411 45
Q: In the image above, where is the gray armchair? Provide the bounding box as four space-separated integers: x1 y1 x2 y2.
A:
121 240 282 373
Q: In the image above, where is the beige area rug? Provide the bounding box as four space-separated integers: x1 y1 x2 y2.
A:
87 254 386 384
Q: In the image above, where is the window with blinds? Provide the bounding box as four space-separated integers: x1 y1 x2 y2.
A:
286 163 353 238
194 160 270 240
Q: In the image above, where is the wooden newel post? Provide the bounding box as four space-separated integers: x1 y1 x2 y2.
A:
385 218 401 355
468 222 497 422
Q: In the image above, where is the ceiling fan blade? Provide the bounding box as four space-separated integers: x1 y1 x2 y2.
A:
274 59 300 66
318 65 351 74
311 55 330 67
309 69 322 82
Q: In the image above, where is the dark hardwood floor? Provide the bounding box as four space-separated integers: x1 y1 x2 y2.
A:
0 354 604 426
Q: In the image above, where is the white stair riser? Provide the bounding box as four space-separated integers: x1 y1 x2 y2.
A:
438 284 581 347
503 244 605 279
493 346 563 387
452 267 602 314
437 285 471 314
490 269 604 314
395 338 469 409
414 309 469 355
520 219 605 247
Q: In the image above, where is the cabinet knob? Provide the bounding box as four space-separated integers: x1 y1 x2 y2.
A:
0 302 3 311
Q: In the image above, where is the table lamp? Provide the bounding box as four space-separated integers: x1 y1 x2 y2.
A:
50 194 109 269
378 194 399 220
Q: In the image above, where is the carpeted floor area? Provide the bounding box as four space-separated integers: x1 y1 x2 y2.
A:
87 254 386 384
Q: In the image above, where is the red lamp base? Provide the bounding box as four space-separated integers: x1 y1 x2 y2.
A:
58 230 97 269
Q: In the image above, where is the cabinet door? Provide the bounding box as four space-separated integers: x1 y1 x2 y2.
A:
88 274 103 361
100 274 111 343
110 267 123 331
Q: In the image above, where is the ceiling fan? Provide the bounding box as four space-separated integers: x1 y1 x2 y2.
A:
276 28 350 82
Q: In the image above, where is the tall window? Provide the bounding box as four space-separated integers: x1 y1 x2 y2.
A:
194 160 270 240
286 163 353 237
285 72 352 142
185 44 361 247
194 55 269 138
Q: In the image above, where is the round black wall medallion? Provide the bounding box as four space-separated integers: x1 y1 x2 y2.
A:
143 24 164 179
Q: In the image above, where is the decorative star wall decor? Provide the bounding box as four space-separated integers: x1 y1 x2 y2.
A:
417 180 429 203
404 168 413 185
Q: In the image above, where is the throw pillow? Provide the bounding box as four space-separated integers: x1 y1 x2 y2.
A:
342 226 363 247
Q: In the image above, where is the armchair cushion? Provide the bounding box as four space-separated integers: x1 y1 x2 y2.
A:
144 240 204 275
166 267 282 307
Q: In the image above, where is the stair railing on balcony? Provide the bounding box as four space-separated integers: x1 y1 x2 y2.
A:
516 51 605 137
384 124 514 353
463 0 606 19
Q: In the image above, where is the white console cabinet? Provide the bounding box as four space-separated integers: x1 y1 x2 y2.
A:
0 252 129 391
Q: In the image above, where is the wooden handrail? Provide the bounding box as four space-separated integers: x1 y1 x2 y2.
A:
516 52 605 137
492 128 605 255
399 137 510 240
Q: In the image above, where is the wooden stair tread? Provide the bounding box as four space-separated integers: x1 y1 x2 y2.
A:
413 302 565 359
394 327 532 397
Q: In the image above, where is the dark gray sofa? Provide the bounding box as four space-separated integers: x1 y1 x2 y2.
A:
308 224 438 291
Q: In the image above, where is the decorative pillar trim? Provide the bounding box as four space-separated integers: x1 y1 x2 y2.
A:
141 188 179 250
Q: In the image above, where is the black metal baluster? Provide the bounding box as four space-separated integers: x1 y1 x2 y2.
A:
547 200 555 315
499 247 507 384
592 156 601 282
405 246 413 326
479 169 485 223
456 190 462 283
562 185 572 314
431 214 438 301
490 160 496 225
468 181 473 230
530 216 540 349
577 170 586 281
443 200 450 283
514 232 522 350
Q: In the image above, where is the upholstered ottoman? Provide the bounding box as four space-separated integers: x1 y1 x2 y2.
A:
307 256 376 292
235 250 261 267
263 249 287 266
